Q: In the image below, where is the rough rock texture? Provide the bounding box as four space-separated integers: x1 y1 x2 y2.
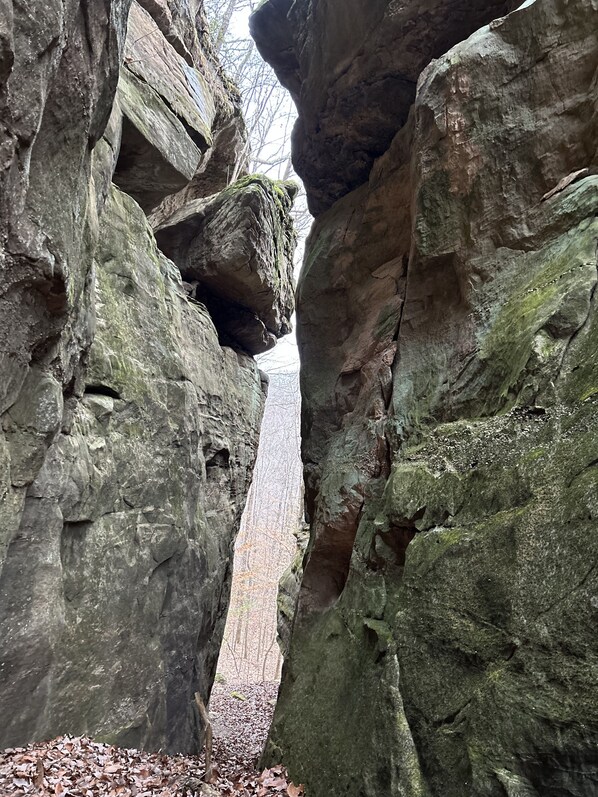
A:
113 2 213 212
114 0 247 217
250 0 521 215
156 175 297 354
277 523 309 657
254 0 598 795
0 0 294 754
0 0 130 566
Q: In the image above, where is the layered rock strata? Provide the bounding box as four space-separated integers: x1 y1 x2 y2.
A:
0 0 294 752
253 0 598 794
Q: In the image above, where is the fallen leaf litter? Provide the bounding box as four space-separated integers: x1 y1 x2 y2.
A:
0 682 303 797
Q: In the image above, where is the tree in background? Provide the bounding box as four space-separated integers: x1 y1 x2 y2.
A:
204 0 306 682
220 372 302 683
204 0 311 238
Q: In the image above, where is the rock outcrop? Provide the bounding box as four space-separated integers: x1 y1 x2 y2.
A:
277 522 308 658
253 0 598 794
155 175 297 355
250 0 522 216
0 0 295 753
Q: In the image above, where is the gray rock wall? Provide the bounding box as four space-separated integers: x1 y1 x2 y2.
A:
0 0 295 753
253 0 598 794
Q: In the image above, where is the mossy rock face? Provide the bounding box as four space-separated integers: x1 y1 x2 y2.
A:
0 0 131 595
266 0 598 794
0 0 288 759
0 187 266 753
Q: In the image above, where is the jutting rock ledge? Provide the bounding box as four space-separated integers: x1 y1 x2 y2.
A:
252 0 598 795
0 0 295 753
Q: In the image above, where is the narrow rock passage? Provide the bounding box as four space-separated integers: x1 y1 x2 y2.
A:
0 682 303 796
211 682 278 777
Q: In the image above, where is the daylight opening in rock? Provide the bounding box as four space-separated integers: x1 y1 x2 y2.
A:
1 0 597 796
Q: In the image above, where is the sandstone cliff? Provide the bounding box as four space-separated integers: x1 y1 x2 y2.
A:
0 0 295 752
252 0 598 794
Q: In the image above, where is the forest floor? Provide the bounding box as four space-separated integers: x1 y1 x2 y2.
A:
0 682 303 797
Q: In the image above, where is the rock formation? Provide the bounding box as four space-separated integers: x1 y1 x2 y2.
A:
277 522 308 658
252 0 598 794
0 0 295 753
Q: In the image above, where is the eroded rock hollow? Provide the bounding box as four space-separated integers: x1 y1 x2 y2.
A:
0 0 295 752
252 0 598 794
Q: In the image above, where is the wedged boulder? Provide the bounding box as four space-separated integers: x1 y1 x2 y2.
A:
251 0 520 214
265 0 598 795
155 175 297 354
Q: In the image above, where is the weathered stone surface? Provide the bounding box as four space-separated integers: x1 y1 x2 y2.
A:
134 0 248 224
251 0 520 214
0 186 266 752
263 0 598 794
0 0 294 755
127 2 214 146
113 1 247 217
155 175 297 354
137 0 209 66
150 106 248 227
277 523 309 657
112 1 215 211
0 0 131 573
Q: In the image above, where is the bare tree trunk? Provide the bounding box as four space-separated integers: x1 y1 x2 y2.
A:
212 0 238 52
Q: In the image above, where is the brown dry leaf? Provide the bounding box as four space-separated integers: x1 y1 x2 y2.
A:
257 769 272 784
0 683 297 797
262 775 287 788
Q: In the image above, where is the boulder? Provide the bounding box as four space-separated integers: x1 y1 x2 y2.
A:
155 175 297 354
